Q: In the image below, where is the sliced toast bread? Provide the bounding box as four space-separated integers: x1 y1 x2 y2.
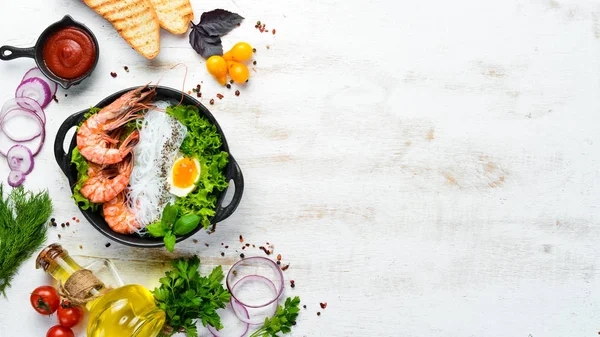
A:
83 0 161 59
148 0 194 34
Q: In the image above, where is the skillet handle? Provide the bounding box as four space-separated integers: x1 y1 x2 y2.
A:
54 111 86 176
0 45 35 61
212 156 244 224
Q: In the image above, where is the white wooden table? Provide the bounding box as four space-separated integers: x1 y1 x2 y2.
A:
1 0 600 336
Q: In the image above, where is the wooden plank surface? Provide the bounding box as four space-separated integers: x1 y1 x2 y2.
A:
1 0 599 336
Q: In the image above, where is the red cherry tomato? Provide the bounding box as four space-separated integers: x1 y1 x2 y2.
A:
46 325 74 337
30 286 60 315
57 301 83 328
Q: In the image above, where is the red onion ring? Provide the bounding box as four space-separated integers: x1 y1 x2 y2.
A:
2 108 43 142
207 302 250 337
230 275 279 325
7 145 34 175
7 170 25 187
22 67 57 97
0 110 45 156
16 77 52 109
0 97 46 124
226 257 284 308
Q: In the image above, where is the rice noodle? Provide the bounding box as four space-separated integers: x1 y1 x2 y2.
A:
126 101 187 229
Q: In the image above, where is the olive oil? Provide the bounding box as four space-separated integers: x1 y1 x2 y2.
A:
86 284 165 337
36 244 166 337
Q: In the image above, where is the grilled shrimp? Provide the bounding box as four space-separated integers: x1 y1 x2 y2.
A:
103 192 141 234
80 154 135 203
76 85 155 165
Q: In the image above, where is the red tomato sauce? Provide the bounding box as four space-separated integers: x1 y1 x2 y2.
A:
43 27 96 80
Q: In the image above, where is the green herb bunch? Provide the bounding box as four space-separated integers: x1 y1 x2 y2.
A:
152 256 230 337
250 296 301 337
0 185 52 296
146 203 201 252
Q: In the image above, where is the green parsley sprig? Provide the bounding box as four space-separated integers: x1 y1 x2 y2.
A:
152 256 230 337
249 296 301 337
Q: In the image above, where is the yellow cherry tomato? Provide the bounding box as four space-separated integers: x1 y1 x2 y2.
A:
228 61 250 83
223 42 253 62
206 56 228 85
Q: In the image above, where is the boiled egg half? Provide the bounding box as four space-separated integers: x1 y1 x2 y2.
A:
168 156 201 197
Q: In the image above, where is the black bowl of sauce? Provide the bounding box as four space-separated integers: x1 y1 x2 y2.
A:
0 15 99 89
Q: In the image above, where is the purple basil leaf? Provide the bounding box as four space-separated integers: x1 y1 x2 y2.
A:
190 22 223 58
198 25 222 44
199 9 244 37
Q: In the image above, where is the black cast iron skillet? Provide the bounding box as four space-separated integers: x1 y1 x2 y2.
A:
54 86 244 248
0 15 99 89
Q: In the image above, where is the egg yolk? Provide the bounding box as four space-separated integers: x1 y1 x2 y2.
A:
172 157 198 188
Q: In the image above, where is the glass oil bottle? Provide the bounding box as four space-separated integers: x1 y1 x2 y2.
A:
36 243 166 337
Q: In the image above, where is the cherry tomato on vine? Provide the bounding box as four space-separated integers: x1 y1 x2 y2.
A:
57 301 83 328
30 286 60 315
46 325 74 337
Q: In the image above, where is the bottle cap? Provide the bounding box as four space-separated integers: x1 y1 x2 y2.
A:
36 243 67 272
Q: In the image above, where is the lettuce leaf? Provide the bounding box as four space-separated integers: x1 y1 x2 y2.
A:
70 107 102 212
71 147 99 211
84 107 102 120
167 105 229 229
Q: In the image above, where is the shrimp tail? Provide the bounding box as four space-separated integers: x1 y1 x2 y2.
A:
119 131 140 156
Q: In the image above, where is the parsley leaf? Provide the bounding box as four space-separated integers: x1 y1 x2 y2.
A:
152 256 230 336
249 296 301 337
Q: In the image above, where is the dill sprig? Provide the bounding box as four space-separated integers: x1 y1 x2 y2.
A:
0 185 53 296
